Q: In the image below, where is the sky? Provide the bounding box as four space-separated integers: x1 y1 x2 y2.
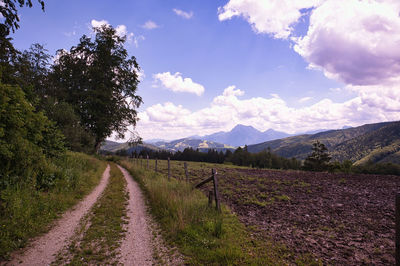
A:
9 0 400 141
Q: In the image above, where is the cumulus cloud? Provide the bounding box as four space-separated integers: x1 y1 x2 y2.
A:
293 0 400 86
142 20 159 30
90 19 143 47
153 72 205 96
218 1 400 88
135 85 400 140
218 0 321 39
173 8 193 19
91 19 109 28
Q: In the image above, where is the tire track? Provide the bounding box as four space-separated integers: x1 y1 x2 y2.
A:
8 165 111 266
117 165 154 266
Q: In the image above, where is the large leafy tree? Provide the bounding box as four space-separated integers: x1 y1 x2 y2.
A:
303 141 331 171
52 25 143 151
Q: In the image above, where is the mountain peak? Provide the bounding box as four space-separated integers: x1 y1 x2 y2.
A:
231 124 259 132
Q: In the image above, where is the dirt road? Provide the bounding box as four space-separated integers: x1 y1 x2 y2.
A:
117 166 154 265
9 165 111 266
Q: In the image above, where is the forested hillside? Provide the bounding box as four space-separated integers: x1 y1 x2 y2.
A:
247 121 399 163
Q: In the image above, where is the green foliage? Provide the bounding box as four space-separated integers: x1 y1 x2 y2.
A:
303 141 331 171
351 161 400 176
52 24 142 151
329 160 353 173
43 99 95 153
0 83 65 188
229 146 301 170
0 152 107 260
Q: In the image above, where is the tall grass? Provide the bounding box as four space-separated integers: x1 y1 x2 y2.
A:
0 152 107 260
120 159 290 265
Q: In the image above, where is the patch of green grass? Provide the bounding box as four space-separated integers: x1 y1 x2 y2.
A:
121 159 297 265
58 163 128 265
274 194 291 201
0 152 106 260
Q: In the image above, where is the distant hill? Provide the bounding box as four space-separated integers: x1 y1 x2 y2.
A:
153 138 235 152
247 121 400 164
101 138 235 154
100 140 160 154
202 124 291 146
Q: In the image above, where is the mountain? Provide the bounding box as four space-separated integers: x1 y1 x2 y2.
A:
100 140 160 154
247 121 400 164
153 138 235 152
202 124 291 146
144 138 166 144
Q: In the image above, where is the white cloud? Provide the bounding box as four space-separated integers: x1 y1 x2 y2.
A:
91 19 109 29
218 0 321 39
137 68 145 81
299 96 312 103
173 8 193 19
153 72 205 96
215 0 400 138
135 85 400 140
293 0 400 86
142 20 159 29
222 85 244 97
90 19 143 47
218 0 400 88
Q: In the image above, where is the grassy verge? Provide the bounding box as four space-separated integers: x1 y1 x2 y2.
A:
55 163 127 265
0 152 107 260
121 159 295 265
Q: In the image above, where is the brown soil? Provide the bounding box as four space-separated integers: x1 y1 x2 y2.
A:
8 165 111 266
186 166 399 265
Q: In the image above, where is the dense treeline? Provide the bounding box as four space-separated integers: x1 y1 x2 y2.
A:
115 146 302 170
1 2 141 189
116 142 400 176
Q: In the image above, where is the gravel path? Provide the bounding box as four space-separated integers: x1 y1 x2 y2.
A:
117 165 154 266
8 165 111 266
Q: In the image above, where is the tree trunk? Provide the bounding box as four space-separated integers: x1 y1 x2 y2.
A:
94 139 102 153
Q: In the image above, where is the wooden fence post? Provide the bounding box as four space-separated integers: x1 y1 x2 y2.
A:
140 157 143 168
155 158 158 173
146 155 149 169
168 157 171 181
212 169 221 212
184 162 188 182
396 193 400 265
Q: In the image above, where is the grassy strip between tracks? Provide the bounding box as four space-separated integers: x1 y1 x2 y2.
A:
54 163 128 265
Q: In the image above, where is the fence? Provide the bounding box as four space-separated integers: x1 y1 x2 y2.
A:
131 156 220 212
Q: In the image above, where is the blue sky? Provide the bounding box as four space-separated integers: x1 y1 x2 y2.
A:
10 0 400 141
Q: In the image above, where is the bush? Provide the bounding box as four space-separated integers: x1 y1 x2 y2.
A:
352 161 400 176
0 152 106 259
0 83 65 189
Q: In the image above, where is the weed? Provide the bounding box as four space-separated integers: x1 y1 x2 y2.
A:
58 163 127 264
0 152 106 260
120 159 291 265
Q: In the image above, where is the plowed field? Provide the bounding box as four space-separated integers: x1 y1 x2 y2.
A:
147 159 399 264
